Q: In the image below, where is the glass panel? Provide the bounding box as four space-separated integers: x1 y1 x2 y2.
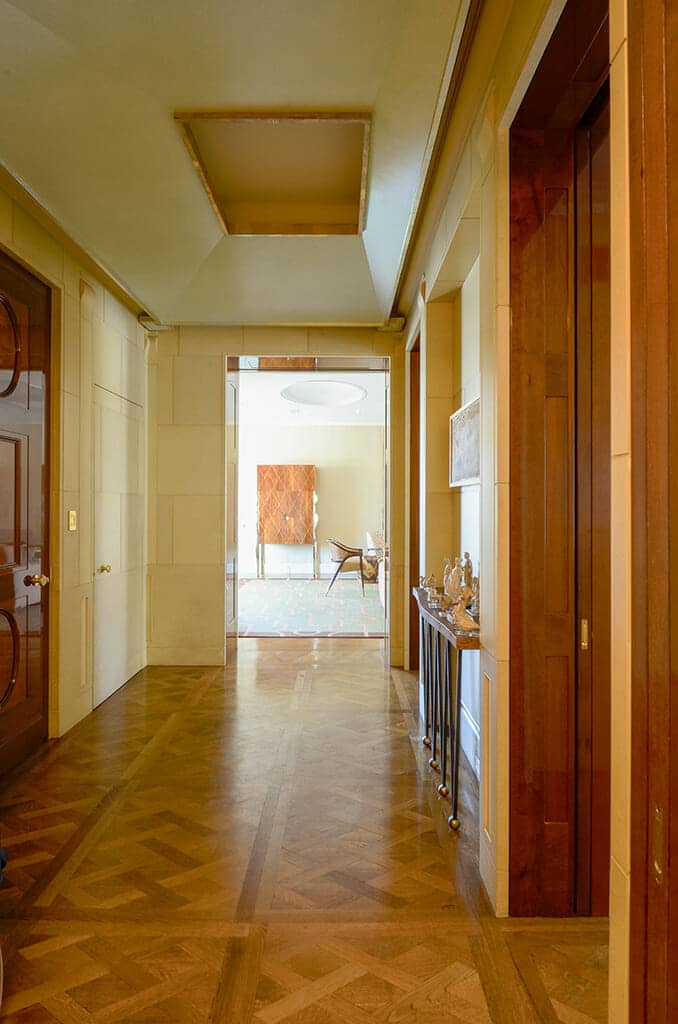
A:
0 609 18 709
0 296 22 396
0 437 18 567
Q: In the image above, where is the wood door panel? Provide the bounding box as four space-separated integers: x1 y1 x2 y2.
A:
257 465 316 545
0 249 50 777
544 396 571 616
510 125 576 917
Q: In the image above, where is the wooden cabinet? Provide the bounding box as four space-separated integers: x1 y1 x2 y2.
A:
257 465 317 575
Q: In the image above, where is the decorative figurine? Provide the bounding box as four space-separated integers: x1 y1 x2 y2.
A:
446 556 464 602
469 574 480 619
463 551 473 589
452 584 480 631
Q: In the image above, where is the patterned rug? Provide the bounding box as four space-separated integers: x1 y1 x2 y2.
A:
238 577 385 636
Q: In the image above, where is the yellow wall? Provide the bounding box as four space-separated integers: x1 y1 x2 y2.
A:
147 327 405 667
0 185 148 737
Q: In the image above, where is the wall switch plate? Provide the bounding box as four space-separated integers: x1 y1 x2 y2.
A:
68 509 78 532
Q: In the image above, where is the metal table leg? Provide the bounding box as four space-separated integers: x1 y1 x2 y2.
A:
438 640 451 797
422 619 432 747
429 630 440 771
448 647 463 831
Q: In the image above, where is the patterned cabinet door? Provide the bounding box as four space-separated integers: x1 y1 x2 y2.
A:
257 465 316 545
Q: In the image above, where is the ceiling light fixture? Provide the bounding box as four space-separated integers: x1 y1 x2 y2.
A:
280 380 366 408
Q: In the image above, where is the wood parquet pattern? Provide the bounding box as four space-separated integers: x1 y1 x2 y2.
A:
0 640 608 1022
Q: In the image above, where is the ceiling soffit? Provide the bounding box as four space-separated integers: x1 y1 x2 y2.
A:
175 111 371 237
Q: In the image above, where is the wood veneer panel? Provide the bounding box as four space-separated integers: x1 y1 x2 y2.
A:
628 2 678 1018
257 465 316 545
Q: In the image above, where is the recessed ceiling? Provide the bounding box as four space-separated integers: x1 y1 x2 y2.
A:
176 112 370 236
240 371 386 427
0 0 467 324
280 380 367 407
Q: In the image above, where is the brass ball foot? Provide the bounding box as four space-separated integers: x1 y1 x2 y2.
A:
437 784 449 797
422 736 432 747
448 817 461 831
429 758 440 771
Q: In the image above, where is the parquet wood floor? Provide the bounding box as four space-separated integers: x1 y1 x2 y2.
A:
0 640 608 1022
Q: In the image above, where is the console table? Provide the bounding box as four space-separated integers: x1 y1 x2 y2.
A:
412 587 480 830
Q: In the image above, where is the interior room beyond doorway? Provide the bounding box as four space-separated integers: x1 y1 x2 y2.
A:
236 357 388 639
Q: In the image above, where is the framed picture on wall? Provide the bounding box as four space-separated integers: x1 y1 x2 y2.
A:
449 397 480 487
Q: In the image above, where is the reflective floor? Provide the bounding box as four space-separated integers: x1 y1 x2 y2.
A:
0 639 608 1022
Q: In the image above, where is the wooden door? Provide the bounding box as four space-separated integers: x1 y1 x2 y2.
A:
92 386 144 707
628 2 678 1018
509 0 609 917
225 362 239 647
0 249 50 776
575 90 611 917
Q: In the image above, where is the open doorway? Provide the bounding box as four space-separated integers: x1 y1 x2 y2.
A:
232 356 389 640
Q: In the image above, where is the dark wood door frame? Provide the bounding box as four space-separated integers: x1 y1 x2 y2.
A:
574 87 611 916
508 0 610 917
628 3 678 1019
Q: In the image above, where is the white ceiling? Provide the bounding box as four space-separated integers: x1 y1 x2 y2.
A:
0 0 464 324
239 371 386 427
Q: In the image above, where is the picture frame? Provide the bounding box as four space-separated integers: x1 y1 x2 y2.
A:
449 397 480 487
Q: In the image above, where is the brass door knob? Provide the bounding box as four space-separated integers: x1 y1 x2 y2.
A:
99 564 112 574
24 574 50 587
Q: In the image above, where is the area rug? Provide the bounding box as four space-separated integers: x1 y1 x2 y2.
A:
238 578 385 636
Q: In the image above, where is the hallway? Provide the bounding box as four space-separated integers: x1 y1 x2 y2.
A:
0 642 607 1022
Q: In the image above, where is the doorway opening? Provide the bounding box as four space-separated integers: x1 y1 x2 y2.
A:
229 356 389 642
509 0 611 920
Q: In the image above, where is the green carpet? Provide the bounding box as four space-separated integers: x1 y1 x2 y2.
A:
238 577 385 636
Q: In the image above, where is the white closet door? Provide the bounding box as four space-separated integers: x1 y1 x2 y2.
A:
92 385 145 707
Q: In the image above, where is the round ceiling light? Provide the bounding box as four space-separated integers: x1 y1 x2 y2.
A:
280 379 366 408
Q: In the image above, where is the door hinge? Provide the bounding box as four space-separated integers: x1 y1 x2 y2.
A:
580 618 589 650
653 805 665 886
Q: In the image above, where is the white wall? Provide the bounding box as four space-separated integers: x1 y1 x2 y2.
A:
238 424 385 577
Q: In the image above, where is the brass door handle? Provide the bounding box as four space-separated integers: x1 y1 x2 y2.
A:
24 574 50 587
99 564 112 574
